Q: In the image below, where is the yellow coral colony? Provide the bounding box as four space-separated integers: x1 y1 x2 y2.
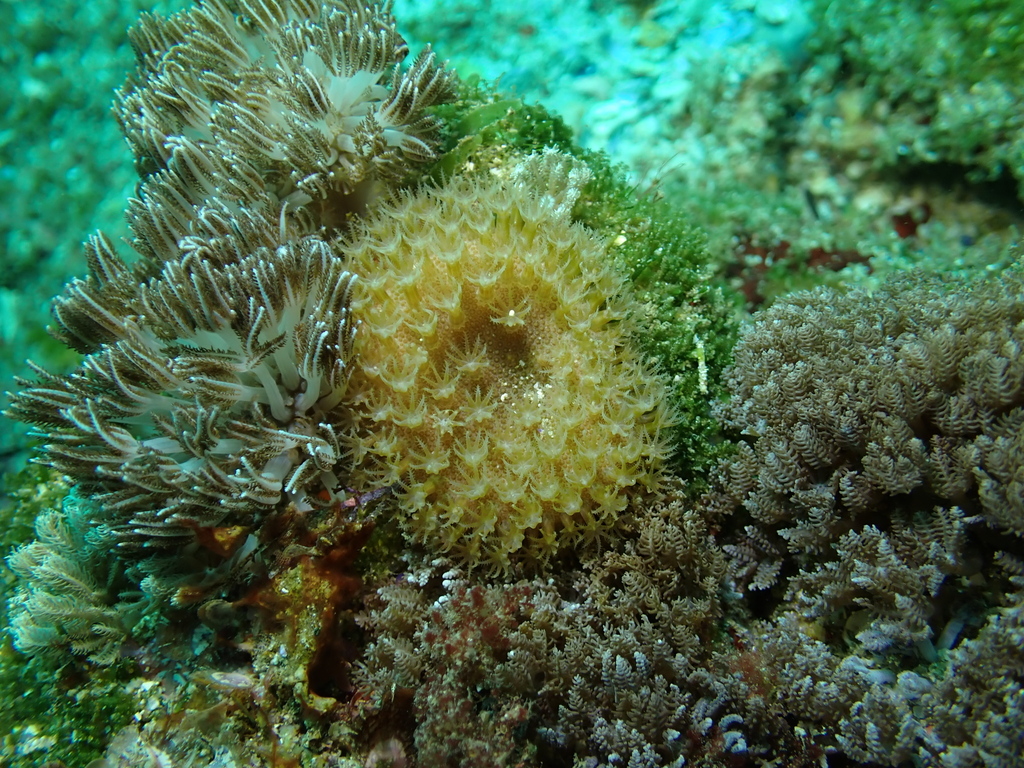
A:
345 152 675 570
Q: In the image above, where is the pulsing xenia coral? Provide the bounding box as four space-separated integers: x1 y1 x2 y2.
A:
5 0 455 665
345 152 676 570
715 266 1024 652
8 0 457 554
119 0 456 210
9 232 357 549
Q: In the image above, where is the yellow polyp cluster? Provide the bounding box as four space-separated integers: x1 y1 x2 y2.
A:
345 153 675 570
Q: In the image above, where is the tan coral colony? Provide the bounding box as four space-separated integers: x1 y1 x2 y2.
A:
345 153 676 570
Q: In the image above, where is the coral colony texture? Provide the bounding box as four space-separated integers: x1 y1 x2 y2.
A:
6 0 458 657
1 1 1024 768
345 153 674 570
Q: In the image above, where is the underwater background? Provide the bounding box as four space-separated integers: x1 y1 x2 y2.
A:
0 0 1022 766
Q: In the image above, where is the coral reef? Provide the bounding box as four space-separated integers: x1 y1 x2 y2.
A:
922 573 1024 767
0 7 455 724
7 0 454 601
3 6 701 762
10 234 358 548
0 467 142 766
802 0 1024 198
354 265 1024 767
356 486 734 768
344 150 675 570
4 0 1023 766
432 85 737 482
118 0 456 208
7 495 130 664
714 264 1024 650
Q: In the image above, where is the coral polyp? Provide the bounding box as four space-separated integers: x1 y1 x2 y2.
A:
119 0 456 205
8 236 358 548
345 152 675 570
